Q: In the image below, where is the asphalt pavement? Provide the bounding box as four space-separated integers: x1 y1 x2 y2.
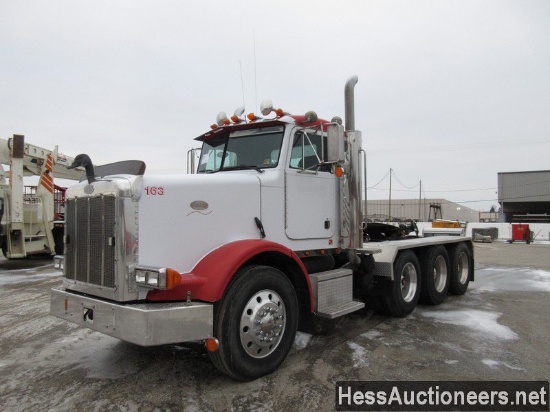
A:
1 241 549 411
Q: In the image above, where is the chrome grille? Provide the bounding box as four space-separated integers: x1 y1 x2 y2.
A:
65 195 116 288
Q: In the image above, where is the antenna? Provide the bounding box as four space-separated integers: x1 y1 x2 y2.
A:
239 60 246 111
253 28 258 112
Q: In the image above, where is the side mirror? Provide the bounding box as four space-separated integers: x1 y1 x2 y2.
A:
327 124 345 163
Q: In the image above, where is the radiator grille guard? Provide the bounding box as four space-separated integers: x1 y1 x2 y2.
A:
64 195 117 288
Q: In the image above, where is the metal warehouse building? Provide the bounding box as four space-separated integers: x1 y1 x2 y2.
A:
364 198 479 223
498 170 550 223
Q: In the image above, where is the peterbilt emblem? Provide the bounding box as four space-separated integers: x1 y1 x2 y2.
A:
84 184 95 194
190 200 209 211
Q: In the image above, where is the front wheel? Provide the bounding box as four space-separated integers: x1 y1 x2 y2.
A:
382 250 421 317
208 265 298 381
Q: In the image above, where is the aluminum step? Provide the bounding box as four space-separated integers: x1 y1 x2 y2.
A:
309 268 365 319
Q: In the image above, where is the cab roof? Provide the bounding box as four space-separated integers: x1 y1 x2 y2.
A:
194 115 331 142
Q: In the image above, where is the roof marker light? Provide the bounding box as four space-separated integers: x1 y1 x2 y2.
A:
247 112 258 121
216 111 229 127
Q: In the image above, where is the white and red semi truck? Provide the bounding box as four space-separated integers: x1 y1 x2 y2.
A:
51 76 473 380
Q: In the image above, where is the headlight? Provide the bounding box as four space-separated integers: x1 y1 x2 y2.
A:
135 267 181 290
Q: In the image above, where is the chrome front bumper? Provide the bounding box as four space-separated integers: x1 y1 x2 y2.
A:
51 286 213 346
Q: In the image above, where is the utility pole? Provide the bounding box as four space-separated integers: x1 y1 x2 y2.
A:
388 168 392 221
419 180 422 221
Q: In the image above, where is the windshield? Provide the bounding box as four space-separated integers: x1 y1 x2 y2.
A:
197 126 285 173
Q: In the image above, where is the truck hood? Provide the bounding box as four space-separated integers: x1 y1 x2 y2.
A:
137 173 262 273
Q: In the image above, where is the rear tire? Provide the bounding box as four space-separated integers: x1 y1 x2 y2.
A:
449 243 472 295
382 250 421 317
208 265 298 381
419 246 450 305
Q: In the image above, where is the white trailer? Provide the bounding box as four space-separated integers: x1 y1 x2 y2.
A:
51 77 474 380
0 135 81 258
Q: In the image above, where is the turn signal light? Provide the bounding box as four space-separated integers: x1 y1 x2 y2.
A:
165 268 182 290
335 166 345 177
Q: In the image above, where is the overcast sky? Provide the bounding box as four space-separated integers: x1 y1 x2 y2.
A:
1 0 549 211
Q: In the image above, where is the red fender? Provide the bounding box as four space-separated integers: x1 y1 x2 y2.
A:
146 239 313 310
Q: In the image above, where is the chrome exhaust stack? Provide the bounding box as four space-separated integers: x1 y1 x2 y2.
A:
345 75 358 131
340 76 363 264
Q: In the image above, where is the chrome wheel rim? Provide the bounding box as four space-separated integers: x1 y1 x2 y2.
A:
400 262 418 302
433 255 448 292
457 252 469 284
240 289 286 359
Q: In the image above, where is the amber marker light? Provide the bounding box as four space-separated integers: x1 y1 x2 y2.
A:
205 337 219 352
247 113 257 121
165 268 182 290
210 124 217 130
275 108 284 117
334 166 345 178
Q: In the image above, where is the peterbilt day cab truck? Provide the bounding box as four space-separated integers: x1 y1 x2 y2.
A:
51 76 474 381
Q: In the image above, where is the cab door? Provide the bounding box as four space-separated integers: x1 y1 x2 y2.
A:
285 129 338 240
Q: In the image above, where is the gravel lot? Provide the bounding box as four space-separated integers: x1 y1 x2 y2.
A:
1 241 549 411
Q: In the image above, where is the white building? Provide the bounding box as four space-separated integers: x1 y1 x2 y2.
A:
364 198 479 222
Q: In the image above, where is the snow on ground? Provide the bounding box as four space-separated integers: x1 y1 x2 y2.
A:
482 359 526 371
420 309 518 341
473 267 550 293
293 331 313 351
347 341 370 368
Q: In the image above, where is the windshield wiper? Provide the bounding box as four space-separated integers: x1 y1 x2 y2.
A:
221 165 265 173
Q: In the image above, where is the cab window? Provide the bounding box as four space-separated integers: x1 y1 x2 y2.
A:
290 130 330 172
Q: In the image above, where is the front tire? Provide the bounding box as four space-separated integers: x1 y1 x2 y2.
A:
382 250 421 317
208 265 298 381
